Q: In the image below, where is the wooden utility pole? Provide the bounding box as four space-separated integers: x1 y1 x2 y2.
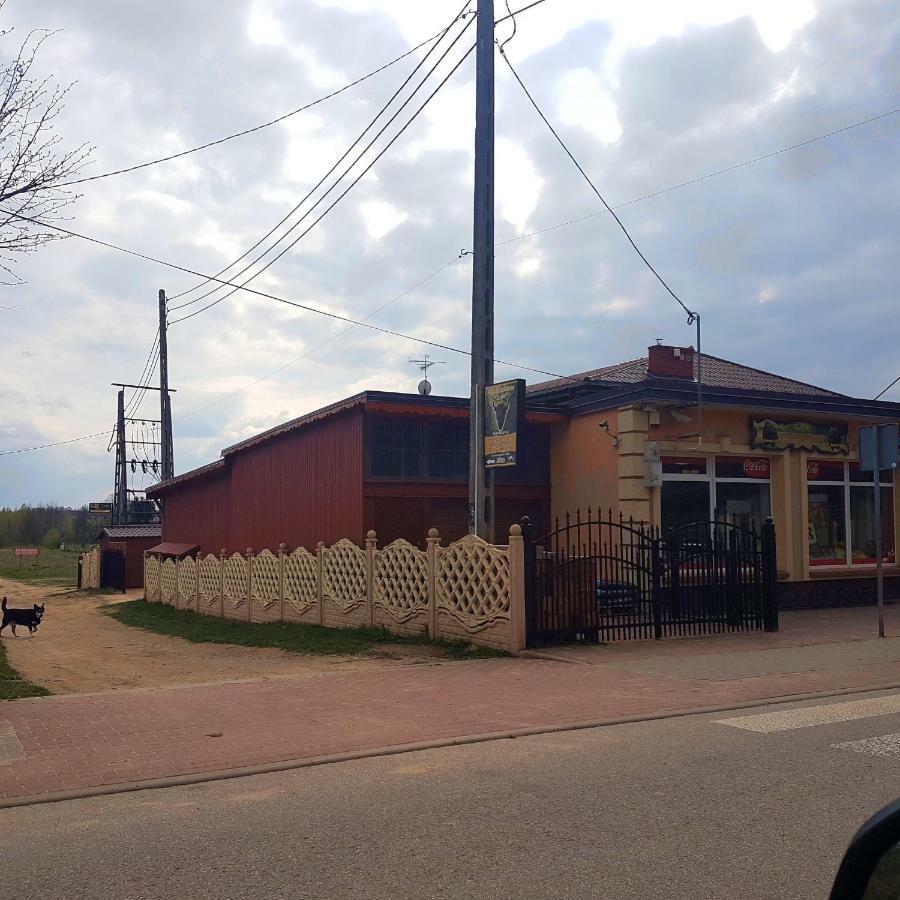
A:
158 288 174 481
468 0 495 540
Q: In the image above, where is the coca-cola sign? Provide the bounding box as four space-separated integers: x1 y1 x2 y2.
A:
742 457 770 478
807 461 821 480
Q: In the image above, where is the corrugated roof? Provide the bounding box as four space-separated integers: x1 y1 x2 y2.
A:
527 353 846 398
99 525 161 539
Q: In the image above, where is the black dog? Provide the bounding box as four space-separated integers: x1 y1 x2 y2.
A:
0 596 45 637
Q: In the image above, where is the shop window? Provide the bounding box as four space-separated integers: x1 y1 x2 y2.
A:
806 461 896 567
662 457 706 476
661 481 710 533
714 482 771 533
807 485 847 565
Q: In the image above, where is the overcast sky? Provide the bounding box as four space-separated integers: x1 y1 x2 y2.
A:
0 0 897 507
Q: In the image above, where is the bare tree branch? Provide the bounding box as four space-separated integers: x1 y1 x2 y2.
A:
0 13 91 283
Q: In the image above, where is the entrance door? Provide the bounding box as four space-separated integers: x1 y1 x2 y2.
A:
101 550 126 593
661 481 710 533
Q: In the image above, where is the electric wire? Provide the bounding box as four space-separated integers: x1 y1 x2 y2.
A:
58 26 456 188
168 6 474 309
167 41 478 325
500 47 696 322
874 374 900 401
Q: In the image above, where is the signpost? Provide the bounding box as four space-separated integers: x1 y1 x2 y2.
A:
14 548 40 570
859 423 899 638
484 379 525 468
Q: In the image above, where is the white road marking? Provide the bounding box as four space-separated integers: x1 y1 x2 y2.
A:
0 722 24 765
714 694 900 733
832 732 900 759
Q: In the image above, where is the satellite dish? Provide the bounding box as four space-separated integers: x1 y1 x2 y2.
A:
418 379 432 396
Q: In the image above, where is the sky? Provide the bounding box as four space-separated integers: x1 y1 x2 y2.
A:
0 0 897 507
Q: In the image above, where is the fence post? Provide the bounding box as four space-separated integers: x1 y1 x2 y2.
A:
317 542 325 625
520 517 534 648
365 531 377 628
508 524 526 654
246 548 254 622
650 533 663 640
278 543 287 624
426 528 440 639
762 517 779 632
174 555 181 610
219 548 227 618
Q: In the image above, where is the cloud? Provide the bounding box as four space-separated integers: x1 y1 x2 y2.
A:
0 0 897 506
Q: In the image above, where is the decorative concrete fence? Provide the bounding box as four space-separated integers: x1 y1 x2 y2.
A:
78 548 101 589
144 526 526 654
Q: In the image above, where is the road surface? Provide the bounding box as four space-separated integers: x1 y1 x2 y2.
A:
3 687 899 899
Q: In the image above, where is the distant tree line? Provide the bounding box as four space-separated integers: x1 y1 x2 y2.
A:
0 505 98 549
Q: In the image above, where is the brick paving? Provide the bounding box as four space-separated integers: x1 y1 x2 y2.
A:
1 606 899 803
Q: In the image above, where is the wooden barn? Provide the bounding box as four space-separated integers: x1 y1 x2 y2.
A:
147 391 562 554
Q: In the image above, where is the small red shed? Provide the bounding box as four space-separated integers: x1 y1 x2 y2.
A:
96 525 162 589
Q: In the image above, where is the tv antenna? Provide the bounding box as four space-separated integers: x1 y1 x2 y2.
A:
409 354 445 396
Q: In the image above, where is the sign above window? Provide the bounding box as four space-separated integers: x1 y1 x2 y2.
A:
751 419 849 455
716 456 770 479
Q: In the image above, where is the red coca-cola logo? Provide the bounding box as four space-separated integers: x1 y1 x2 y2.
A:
807 461 821 479
742 457 769 478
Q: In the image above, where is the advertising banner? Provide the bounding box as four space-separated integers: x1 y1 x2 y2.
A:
484 379 525 468
751 419 848 454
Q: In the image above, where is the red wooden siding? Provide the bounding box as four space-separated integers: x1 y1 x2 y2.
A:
227 408 364 551
99 536 158 588
160 465 230 553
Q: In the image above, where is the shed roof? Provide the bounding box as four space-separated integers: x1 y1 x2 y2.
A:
147 542 200 558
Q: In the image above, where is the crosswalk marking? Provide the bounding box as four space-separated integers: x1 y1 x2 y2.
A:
832 732 900 759
714 694 900 733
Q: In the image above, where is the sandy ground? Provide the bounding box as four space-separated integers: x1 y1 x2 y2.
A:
0 579 444 695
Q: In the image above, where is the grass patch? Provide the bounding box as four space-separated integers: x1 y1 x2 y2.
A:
104 600 505 660
0 640 50 700
0 547 79 588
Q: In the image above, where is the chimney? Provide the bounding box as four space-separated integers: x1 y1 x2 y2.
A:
647 344 695 380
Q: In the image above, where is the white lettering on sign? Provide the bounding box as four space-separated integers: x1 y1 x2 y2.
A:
742 457 770 478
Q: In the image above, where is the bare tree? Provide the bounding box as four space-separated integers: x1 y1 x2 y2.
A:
0 15 90 283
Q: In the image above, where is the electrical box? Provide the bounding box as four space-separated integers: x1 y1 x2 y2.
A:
644 441 662 487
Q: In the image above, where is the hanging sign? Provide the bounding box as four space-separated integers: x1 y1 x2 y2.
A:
484 379 525 468
751 419 848 454
89 502 112 514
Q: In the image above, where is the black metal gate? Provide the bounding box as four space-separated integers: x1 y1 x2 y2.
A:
523 511 778 646
100 550 126 593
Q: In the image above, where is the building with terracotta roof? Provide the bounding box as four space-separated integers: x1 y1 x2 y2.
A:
148 342 899 607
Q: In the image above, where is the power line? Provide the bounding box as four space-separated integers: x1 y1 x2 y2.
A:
874 374 900 401
497 106 900 249
500 48 695 322
169 6 475 310
175 254 466 422
58 26 456 188
0 429 113 456
167 40 478 325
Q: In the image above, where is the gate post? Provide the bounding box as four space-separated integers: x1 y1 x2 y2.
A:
650 533 663 640
762 517 779 632
520 517 535 648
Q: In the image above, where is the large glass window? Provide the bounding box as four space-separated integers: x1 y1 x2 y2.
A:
807 460 895 567
661 481 711 532
715 482 771 533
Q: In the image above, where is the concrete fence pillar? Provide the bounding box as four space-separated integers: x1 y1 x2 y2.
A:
316 542 326 625
278 542 288 624
426 527 440 640
507 524 526 655
365 530 378 627
219 548 227 618
246 547 254 622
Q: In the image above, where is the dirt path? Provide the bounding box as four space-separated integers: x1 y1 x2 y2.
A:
0 579 443 695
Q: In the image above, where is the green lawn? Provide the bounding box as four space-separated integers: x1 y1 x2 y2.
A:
104 600 505 660
0 547 80 588
0 640 50 700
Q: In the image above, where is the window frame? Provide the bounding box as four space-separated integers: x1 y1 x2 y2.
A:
806 459 896 569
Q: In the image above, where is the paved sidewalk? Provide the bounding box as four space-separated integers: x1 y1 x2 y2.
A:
1 606 898 804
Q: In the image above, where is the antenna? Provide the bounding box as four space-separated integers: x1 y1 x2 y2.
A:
409 353 446 396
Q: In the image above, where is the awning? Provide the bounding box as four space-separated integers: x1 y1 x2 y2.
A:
147 542 200 558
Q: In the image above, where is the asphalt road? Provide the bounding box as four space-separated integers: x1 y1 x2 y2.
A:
3 688 900 899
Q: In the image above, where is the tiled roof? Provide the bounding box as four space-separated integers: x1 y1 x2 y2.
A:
527 353 846 398
100 525 161 539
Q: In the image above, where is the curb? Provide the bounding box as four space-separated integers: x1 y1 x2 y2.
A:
3 680 900 810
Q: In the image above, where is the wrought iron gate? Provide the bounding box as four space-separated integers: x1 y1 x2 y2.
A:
523 511 778 646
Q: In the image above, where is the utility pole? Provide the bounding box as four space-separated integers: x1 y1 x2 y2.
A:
112 389 128 525
158 288 174 481
468 0 495 541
